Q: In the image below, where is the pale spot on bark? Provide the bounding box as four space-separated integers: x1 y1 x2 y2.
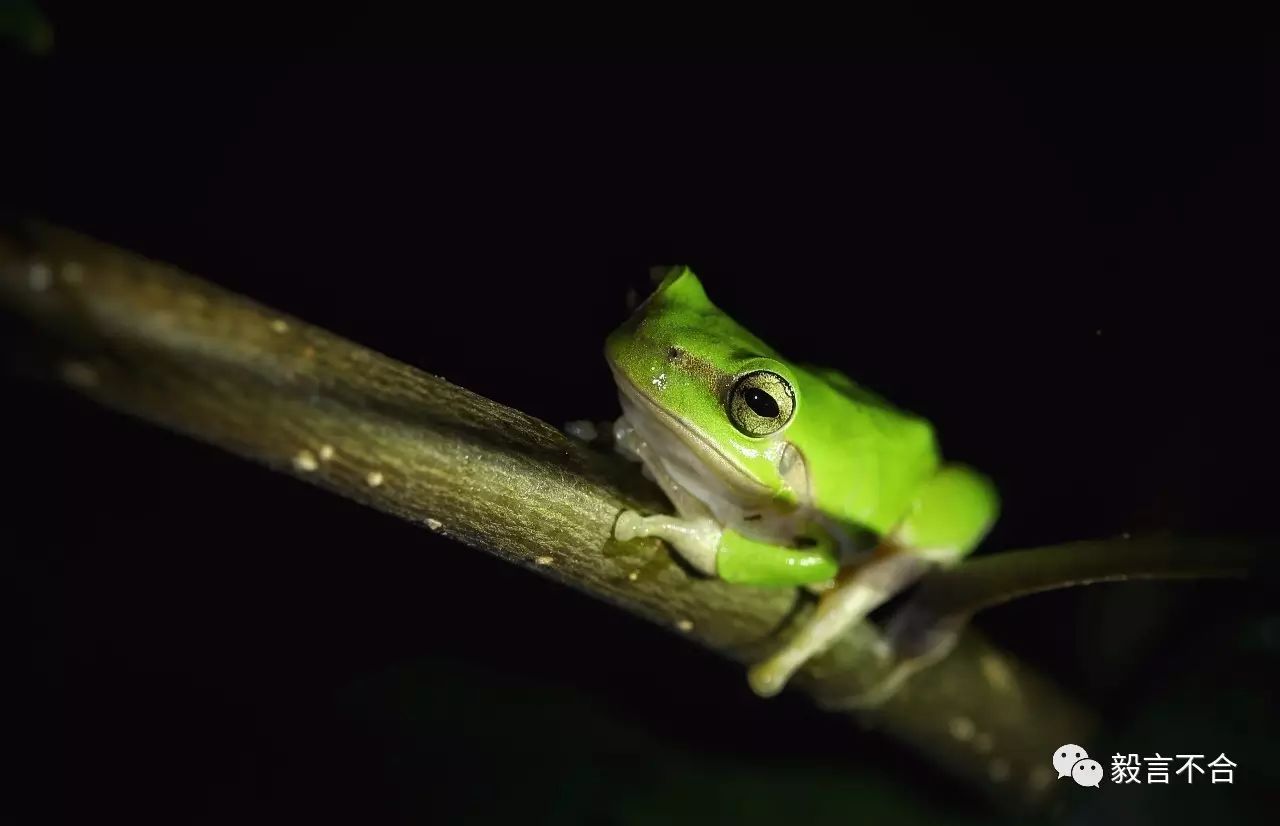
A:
948 715 975 742
29 262 52 291
60 361 98 388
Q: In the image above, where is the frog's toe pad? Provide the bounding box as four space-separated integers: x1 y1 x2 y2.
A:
614 510 643 541
747 658 792 698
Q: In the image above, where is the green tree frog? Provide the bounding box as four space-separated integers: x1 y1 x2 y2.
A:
605 266 999 698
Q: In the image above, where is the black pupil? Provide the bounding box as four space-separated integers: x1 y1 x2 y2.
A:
744 387 780 418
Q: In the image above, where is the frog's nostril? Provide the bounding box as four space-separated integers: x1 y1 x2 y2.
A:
667 347 682 361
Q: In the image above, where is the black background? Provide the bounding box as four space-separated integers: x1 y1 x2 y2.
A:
6 48 1277 825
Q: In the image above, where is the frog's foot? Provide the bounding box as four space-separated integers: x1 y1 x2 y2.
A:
747 551 932 699
614 510 720 576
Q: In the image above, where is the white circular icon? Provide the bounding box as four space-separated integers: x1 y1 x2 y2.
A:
1053 744 1089 779
1071 758 1103 788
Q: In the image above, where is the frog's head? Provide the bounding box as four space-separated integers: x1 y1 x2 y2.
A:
605 266 808 507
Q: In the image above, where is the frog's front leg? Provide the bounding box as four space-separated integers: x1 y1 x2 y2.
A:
614 511 722 575
610 415 730 575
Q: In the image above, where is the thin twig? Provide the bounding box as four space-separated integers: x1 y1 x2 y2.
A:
871 533 1268 704
902 533 1260 627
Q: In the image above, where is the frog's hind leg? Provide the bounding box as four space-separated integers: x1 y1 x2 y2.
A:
746 464 998 699
747 550 933 698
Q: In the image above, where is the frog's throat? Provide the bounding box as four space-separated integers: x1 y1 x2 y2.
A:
610 367 773 501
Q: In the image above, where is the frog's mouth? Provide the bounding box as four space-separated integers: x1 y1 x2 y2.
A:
610 367 774 502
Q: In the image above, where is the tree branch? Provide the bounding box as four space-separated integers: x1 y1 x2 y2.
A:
2 220 1098 811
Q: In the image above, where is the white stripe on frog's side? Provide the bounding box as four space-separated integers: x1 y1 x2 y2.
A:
748 551 935 698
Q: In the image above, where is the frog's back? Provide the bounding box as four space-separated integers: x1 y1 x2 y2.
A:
791 365 940 535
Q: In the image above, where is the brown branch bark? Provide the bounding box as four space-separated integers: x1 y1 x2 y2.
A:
1 220 1098 811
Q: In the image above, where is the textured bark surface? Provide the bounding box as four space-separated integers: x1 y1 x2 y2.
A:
1 221 1099 811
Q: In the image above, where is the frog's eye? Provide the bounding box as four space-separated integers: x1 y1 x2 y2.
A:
728 371 795 437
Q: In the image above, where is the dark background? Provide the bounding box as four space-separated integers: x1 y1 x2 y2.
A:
5 44 1276 825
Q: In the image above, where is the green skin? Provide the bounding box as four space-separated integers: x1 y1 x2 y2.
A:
605 267 999 698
